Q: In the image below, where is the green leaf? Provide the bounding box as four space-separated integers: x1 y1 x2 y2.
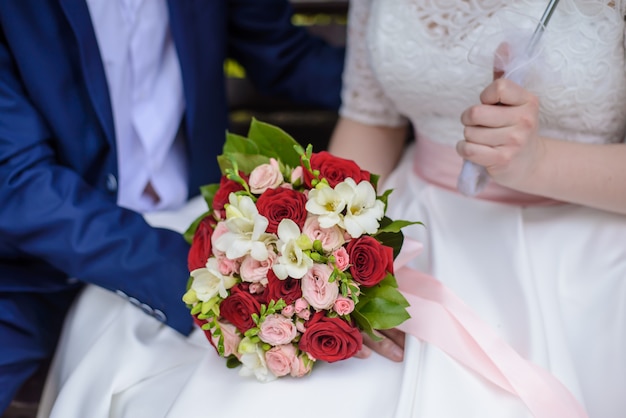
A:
377 187 392 206
226 355 242 369
190 303 202 316
357 300 410 330
376 230 404 259
223 132 260 155
246 119 301 168
377 219 423 234
351 309 383 342
217 153 270 176
200 183 219 209
369 173 380 191
374 216 423 258
182 211 211 245
377 272 399 289
360 283 410 308
357 285 411 329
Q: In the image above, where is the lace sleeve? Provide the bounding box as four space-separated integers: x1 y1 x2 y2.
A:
339 0 409 127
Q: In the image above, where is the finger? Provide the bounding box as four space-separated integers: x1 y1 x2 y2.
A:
479 78 532 107
461 103 519 130
456 140 507 168
463 125 513 147
354 344 372 359
379 328 406 350
361 330 405 362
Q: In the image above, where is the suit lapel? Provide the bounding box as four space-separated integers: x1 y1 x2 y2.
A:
59 0 116 147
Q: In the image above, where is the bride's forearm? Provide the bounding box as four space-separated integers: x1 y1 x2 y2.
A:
513 138 626 215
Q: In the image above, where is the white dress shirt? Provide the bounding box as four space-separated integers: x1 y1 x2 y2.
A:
86 0 188 212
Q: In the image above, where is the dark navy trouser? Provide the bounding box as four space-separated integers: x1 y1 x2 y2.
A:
0 286 80 414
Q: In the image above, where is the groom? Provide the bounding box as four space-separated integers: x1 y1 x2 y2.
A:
0 0 345 412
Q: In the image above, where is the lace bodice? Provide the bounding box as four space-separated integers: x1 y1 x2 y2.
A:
340 0 626 146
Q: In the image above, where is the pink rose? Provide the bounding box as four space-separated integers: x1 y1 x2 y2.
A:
295 298 310 320
281 304 295 317
301 263 339 310
216 254 240 276
212 222 241 275
265 344 298 377
297 309 311 320
290 353 313 378
248 282 265 294
211 222 230 256
302 216 345 252
290 166 304 185
332 247 349 271
216 320 242 357
258 314 298 345
239 253 275 285
295 319 306 333
333 297 355 315
295 298 309 313
248 158 283 194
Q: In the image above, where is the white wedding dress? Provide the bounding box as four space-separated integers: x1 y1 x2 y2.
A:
39 1 626 417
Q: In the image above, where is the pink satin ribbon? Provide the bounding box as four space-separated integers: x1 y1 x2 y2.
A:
394 240 589 418
412 137 562 206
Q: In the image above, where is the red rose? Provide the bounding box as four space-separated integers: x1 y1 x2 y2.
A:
298 311 362 362
255 187 307 234
303 151 371 188
212 173 247 217
266 269 302 305
187 216 217 271
219 285 261 333
346 236 394 287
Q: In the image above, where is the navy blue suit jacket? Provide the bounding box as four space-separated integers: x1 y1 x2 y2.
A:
0 0 343 348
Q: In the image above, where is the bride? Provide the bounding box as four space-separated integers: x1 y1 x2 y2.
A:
39 1 626 417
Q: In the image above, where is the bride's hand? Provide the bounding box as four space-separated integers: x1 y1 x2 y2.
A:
355 328 405 362
457 78 546 190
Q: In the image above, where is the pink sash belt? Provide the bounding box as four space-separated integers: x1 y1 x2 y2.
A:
412 137 561 205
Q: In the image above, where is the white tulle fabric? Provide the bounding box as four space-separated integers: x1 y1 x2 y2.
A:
39 1 626 417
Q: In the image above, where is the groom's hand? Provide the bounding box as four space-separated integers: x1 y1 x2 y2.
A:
355 328 405 362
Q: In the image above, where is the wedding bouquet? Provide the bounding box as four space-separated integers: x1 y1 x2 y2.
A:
182 119 417 381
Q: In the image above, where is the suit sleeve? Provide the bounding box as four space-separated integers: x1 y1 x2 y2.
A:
226 0 345 110
0 31 193 335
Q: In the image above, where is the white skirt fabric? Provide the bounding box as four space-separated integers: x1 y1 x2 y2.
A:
38 149 626 418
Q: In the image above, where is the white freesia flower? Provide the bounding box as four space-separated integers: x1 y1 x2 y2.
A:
272 219 313 279
190 258 237 301
214 194 274 261
338 178 385 238
238 337 277 382
305 185 347 229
